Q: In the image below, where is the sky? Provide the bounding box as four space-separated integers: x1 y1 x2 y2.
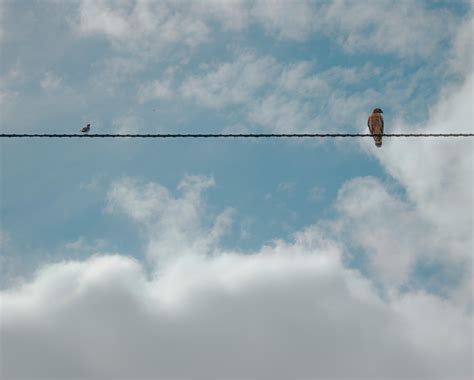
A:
0 0 473 379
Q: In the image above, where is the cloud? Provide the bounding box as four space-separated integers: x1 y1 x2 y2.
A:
333 177 451 288
63 237 108 256
181 53 280 108
1 229 472 379
449 12 474 75
320 0 454 58
188 0 251 31
329 64 473 301
250 0 318 41
181 54 380 133
106 176 233 264
376 72 473 258
71 0 457 61
76 0 210 48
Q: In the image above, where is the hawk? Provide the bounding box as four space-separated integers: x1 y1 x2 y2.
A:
81 124 91 133
368 108 384 147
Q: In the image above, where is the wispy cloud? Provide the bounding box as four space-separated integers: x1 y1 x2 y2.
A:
320 0 454 58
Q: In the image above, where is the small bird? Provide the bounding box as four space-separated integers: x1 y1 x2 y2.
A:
81 124 91 133
368 108 384 147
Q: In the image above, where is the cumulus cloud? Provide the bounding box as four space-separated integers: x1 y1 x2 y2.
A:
1 223 472 379
2 156 473 379
333 177 452 288
106 175 233 264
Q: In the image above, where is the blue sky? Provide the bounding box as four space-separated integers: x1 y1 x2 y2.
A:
0 1 473 379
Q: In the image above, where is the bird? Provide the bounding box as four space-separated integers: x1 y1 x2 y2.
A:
80 124 91 133
368 108 384 147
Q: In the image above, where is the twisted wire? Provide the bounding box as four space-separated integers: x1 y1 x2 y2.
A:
1 133 473 138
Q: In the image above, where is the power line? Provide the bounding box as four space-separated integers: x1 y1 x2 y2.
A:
1 133 473 138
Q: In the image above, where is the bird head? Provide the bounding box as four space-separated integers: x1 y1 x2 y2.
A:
373 108 383 114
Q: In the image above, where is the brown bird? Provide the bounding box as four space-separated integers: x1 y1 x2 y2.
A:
80 124 91 133
368 108 384 147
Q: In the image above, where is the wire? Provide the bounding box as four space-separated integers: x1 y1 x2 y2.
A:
1 133 473 138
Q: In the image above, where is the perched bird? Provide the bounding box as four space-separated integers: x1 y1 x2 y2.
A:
81 124 91 133
368 108 384 147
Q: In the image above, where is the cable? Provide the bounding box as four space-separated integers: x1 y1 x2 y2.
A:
1 133 473 138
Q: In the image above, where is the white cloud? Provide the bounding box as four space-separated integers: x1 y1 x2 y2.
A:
320 0 454 58
188 0 251 31
181 53 279 108
71 0 457 61
377 72 473 257
251 0 317 41
449 12 474 75
76 0 210 50
59 0 465 101
249 0 453 58
181 54 381 133
106 175 233 264
1 209 472 379
333 177 446 287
